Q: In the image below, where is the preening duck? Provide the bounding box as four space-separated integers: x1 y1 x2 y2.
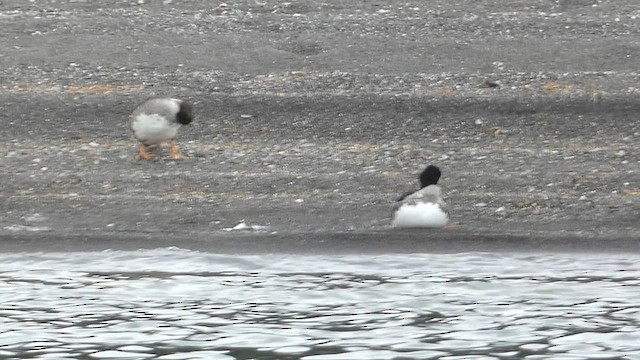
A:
130 98 194 160
392 165 449 228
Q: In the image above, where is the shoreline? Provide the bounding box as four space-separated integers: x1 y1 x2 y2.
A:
2 229 639 254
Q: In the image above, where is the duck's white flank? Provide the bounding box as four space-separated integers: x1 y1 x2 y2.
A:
392 202 448 228
131 113 181 145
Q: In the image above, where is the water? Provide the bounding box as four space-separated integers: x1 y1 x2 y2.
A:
1 248 639 360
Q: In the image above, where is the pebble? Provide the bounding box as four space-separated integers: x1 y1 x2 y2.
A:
24 213 48 223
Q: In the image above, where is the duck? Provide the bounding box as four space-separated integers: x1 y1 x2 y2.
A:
392 165 449 228
130 98 194 160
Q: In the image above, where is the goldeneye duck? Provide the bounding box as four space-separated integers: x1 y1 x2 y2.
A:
392 165 449 228
130 98 194 160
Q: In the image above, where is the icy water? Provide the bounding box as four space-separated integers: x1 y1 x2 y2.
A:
1 249 640 360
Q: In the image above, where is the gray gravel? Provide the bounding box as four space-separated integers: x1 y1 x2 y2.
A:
0 0 638 252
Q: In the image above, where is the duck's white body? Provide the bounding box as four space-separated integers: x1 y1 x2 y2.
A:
131 112 181 145
392 184 448 228
130 98 183 145
392 202 448 228
129 98 193 159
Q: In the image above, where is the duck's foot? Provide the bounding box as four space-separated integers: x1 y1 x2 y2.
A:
169 140 189 159
135 143 156 160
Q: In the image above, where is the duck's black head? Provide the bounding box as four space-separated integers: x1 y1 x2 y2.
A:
176 101 194 125
419 165 441 188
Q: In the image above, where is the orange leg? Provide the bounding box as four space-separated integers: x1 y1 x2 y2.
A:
136 143 156 160
169 139 188 159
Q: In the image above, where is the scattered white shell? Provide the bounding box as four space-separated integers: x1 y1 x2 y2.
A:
222 222 270 232
5 225 51 232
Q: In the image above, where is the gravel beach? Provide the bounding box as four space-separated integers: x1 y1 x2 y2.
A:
0 0 638 252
